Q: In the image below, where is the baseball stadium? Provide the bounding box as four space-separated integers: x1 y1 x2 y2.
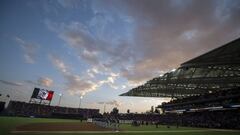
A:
1 30 240 135
1 0 240 135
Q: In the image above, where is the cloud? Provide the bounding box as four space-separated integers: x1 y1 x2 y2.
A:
97 101 105 104
15 37 39 64
99 73 118 84
46 21 101 65
106 100 122 107
45 15 134 70
25 77 53 87
46 0 240 87
25 80 38 86
95 0 240 83
57 0 85 9
97 72 120 90
50 53 122 96
50 55 98 96
0 80 23 86
97 100 122 107
37 77 53 87
87 67 101 78
50 55 69 73
46 18 131 91
65 74 98 96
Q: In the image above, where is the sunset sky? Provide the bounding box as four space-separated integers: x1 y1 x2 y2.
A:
1 0 240 113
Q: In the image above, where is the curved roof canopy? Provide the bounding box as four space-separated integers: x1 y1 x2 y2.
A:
120 38 240 98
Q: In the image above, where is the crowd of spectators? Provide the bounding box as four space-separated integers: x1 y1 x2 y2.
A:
160 87 240 111
5 100 100 119
182 110 240 129
116 88 240 130
116 109 240 129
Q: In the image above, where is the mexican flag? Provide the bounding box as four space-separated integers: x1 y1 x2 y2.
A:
32 88 54 100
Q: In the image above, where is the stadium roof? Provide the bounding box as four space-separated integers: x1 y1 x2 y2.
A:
120 38 240 98
181 38 240 67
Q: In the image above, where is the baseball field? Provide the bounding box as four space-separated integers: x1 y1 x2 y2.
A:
1 116 240 135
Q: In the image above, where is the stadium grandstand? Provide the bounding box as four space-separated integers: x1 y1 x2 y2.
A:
120 37 240 129
1 100 100 119
0 88 101 120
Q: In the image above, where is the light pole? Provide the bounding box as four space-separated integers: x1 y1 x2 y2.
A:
79 96 83 108
58 93 62 106
104 103 106 113
5 94 10 108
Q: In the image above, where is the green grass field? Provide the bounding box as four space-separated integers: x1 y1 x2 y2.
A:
0 116 240 135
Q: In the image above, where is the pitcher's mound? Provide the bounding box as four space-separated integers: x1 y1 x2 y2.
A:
15 122 111 131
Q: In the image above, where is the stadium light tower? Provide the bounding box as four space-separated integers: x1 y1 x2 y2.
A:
58 93 62 106
79 96 83 108
103 103 106 113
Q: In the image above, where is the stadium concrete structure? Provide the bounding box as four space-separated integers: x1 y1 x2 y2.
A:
120 38 240 98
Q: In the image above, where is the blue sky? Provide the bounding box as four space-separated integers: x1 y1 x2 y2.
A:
1 0 240 113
